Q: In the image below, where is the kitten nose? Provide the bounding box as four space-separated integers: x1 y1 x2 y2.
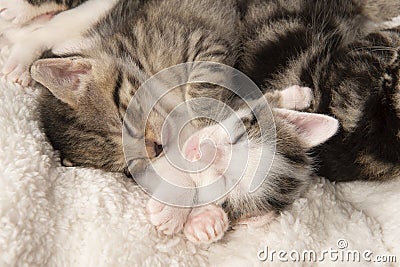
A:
145 139 163 158
184 136 217 165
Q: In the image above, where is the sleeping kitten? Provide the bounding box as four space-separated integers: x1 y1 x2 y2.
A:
33 0 240 174
13 0 400 183
146 85 339 243
2 0 400 182
0 0 116 86
8 0 399 244
147 0 400 244
238 0 400 182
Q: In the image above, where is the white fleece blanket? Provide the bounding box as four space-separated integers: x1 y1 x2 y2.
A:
0 54 399 267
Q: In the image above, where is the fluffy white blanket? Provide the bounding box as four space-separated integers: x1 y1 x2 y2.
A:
0 52 399 267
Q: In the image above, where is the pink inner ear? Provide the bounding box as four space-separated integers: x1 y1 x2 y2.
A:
31 58 93 106
274 108 339 148
34 57 91 77
54 66 90 89
54 66 90 77
48 60 91 87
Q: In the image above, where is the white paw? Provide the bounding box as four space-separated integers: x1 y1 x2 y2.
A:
183 205 229 244
146 198 190 235
4 64 32 87
280 85 314 110
0 0 65 25
1 41 44 87
0 0 38 25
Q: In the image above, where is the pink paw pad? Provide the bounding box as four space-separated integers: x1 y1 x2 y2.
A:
184 205 229 244
146 198 190 236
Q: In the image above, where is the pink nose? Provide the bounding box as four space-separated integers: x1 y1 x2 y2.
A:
184 136 201 161
184 136 217 164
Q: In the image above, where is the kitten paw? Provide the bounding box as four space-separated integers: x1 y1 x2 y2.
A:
1 42 43 87
0 0 65 25
3 64 32 87
146 198 190 235
280 85 313 110
183 205 229 244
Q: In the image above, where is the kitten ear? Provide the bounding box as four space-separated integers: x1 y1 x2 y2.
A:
274 108 339 148
31 57 92 107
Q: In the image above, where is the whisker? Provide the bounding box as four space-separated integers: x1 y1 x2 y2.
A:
347 45 398 55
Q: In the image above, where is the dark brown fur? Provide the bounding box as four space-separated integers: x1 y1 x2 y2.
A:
238 0 400 181
36 0 240 173
36 0 400 183
26 0 87 8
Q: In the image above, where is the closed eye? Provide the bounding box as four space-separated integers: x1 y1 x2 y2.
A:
229 114 256 144
230 128 246 145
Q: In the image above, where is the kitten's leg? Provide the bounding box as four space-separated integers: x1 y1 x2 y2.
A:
146 199 191 235
183 204 229 244
145 154 196 235
234 212 276 229
0 14 55 86
0 0 66 25
265 85 314 110
1 0 118 86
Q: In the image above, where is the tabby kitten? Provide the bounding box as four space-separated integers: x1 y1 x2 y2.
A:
11 0 399 244
32 0 240 174
18 0 400 183
154 0 400 243
146 85 339 244
238 0 400 182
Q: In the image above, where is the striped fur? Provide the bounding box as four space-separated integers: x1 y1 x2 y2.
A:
238 0 400 181
37 0 240 174
36 0 400 183
26 0 87 8
187 88 337 223
34 0 400 227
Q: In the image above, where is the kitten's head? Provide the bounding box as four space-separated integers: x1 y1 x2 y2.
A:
181 99 338 216
34 56 165 173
